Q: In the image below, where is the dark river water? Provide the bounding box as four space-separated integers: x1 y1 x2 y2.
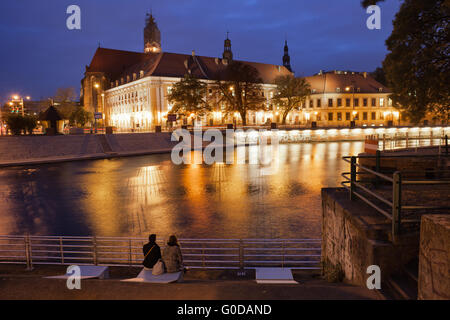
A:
0 141 364 239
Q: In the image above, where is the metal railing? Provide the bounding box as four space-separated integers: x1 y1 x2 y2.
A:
379 133 448 152
0 235 321 271
341 151 450 240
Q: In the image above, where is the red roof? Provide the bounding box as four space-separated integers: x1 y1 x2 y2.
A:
304 71 390 94
86 47 292 84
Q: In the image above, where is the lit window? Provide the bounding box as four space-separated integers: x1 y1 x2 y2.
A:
380 98 384 107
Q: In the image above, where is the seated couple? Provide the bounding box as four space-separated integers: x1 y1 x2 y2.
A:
142 234 184 274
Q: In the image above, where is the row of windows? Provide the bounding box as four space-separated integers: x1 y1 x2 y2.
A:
306 97 390 108
320 111 387 121
311 87 384 94
111 71 145 87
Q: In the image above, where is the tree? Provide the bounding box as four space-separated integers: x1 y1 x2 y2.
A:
272 75 311 124
4 113 24 135
23 115 38 134
70 107 92 127
363 0 450 124
54 87 77 103
167 74 210 117
215 61 266 125
370 67 387 86
53 87 79 119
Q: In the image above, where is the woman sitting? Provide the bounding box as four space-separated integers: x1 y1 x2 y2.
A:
162 235 183 273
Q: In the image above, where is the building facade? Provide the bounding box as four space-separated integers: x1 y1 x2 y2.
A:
81 14 293 131
81 14 407 130
298 70 399 127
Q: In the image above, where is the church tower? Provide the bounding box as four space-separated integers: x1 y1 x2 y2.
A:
144 13 161 53
222 33 233 61
282 40 292 72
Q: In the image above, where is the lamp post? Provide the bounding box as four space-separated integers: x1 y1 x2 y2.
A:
346 85 355 127
94 83 100 133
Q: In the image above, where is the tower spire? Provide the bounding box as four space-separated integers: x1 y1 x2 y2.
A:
283 38 292 72
144 12 161 53
223 31 233 61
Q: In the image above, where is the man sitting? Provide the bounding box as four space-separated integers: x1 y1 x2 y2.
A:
142 234 161 269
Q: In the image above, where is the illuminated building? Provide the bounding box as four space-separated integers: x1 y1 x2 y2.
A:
81 14 292 130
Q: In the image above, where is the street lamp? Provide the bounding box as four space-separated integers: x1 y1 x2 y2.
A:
9 95 31 116
93 83 100 133
346 84 356 127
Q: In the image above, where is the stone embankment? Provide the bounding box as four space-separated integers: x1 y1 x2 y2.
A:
0 133 178 167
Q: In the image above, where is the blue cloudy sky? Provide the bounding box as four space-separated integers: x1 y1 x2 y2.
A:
0 0 401 103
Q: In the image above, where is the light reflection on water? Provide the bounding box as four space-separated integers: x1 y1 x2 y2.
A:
0 141 364 239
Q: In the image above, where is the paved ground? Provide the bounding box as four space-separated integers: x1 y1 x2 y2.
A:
0 265 382 300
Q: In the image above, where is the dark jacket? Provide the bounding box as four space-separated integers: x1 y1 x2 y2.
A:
162 244 183 273
143 242 161 269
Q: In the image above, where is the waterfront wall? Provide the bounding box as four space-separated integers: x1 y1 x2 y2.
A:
418 215 450 300
0 133 177 166
0 126 448 167
321 188 419 286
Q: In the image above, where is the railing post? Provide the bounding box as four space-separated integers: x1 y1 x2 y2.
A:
202 244 205 268
59 237 64 264
446 135 448 155
238 239 245 276
406 132 409 148
392 171 402 241
128 239 132 267
281 240 285 269
92 236 98 265
375 150 381 187
24 234 33 271
350 156 356 201
382 134 386 151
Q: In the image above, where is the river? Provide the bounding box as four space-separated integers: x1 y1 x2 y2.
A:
0 141 364 239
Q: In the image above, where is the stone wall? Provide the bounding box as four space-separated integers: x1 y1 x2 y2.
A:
321 188 419 286
418 215 450 300
0 135 104 161
0 133 178 166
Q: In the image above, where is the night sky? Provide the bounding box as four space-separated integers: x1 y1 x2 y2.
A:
0 0 401 104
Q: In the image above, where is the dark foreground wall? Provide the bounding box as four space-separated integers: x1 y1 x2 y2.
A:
418 215 450 300
321 188 419 286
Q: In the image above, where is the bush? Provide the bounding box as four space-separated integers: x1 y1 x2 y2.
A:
4 113 38 135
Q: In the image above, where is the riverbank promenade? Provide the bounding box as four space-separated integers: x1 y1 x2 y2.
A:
0 126 448 167
0 265 381 300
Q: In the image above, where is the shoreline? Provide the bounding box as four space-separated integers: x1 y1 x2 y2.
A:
0 126 447 167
